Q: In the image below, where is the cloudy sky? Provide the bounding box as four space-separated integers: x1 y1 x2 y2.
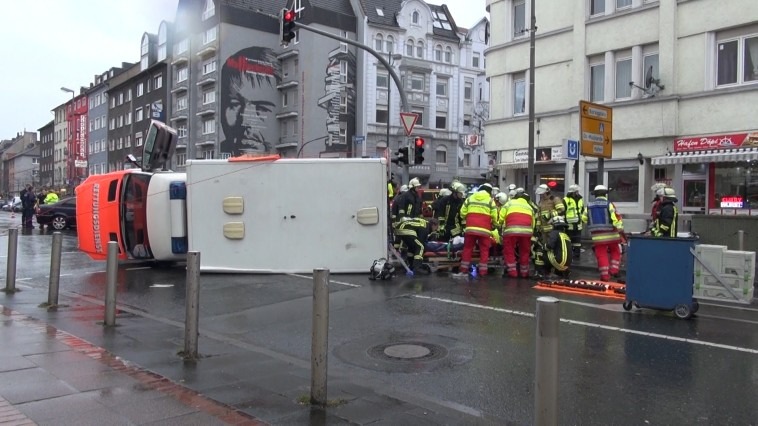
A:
0 0 486 140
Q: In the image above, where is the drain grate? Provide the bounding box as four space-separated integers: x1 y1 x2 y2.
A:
368 341 447 362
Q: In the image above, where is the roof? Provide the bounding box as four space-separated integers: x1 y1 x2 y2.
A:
309 0 355 17
38 120 54 132
222 0 281 16
428 4 458 40
359 0 459 39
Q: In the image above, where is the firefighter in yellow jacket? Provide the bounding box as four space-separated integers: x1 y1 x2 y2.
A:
459 184 498 276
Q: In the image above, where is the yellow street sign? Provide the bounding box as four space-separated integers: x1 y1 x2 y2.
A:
579 100 612 158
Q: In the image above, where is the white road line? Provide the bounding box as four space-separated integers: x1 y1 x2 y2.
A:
412 294 758 355
126 266 152 271
59 274 72 277
16 278 32 281
287 273 361 288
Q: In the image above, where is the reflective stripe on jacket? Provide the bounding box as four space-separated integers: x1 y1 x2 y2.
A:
564 196 584 230
460 191 497 237
501 197 535 237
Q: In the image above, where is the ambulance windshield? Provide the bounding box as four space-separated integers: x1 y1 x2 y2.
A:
121 172 153 259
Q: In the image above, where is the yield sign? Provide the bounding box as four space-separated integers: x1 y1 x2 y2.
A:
400 112 419 136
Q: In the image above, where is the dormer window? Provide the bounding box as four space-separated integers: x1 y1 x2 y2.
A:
158 22 167 62
376 7 384 17
140 34 150 71
202 0 215 21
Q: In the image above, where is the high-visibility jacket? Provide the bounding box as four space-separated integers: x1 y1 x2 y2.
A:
501 196 535 237
564 195 584 231
387 183 394 200
537 195 565 232
44 192 59 205
651 198 678 238
582 196 623 244
460 190 497 237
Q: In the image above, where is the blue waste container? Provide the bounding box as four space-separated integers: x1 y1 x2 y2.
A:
623 235 699 319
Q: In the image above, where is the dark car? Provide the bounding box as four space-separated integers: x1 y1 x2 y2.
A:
36 197 77 231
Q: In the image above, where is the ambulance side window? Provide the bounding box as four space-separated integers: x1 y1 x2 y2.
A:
108 180 118 202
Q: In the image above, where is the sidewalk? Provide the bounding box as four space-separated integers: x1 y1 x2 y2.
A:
0 289 497 425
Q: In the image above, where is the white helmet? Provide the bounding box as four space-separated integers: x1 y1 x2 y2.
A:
662 187 676 198
479 183 493 193
408 178 421 188
535 184 549 195
568 184 581 193
651 183 667 192
399 185 409 193
495 192 508 205
593 184 609 193
507 183 517 191
452 182 466 195
515 187 525 194
439 188 452 197
655 187 665 197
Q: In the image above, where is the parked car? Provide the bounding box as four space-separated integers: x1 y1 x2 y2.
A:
36 197 77 230
2 197 22 212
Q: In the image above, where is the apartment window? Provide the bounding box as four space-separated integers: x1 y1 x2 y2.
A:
175 39 188 55
464 81 473 100
109 118 115 130
444 47 452 63
117 115 123 127
376 73 388 88
176 152 187 166
177 124 187 138
590 0 605 16
203 26 217 44
406 40 414 57
412 11 419 24
177 95 188 111
202 59 216 75
153 74 162 89
615 57 632 99
202 88 215 104
416 41 424 58
376 108 388 123
463 114 472 127
137 83 144 97
385 36 394 54
202 0 215 20
125 112 132 125
136 134 143 147
590 63 605 102
435 115 447 129
436 79 447 96
616 0 632 9
176 66 188 83
117 137 123 149
202 118 216 134
282 91 289 107
375 34 383 52
411 73 424 90
436 149 447 164
135 107 144 121
513 73 526 115
514 0 526 38
125 135 131 148
109 140 115 151
473 53 480 68
717 34 758 86
126 89 132 101
203 150 215 160
110 97 115 108
412 108 424 126
435 45 442 61
118 93 124 105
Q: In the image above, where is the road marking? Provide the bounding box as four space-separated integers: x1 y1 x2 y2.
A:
62 251 82 255
287 273 361 288
16 278 32 281
413 295 758 355
150 284 174 288
126 266 152 271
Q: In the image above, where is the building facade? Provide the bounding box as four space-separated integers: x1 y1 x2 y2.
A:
38 121 54 187
0 132 39 195
87 65 131 176
52 104 67 191
65 93 88 191
486 0 758 214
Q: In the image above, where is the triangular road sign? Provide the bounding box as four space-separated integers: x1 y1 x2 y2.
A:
400 112 419 136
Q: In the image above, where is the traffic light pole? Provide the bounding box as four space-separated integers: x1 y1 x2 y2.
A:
289 21 412 184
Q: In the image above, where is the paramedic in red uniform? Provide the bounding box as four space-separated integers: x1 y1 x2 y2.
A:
500 190 535 278
582 185 624 281
459 184 498 276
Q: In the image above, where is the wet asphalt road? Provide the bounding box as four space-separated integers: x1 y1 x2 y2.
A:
1 211 757 425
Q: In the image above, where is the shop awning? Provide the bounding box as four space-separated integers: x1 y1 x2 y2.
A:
651 148 758 165
497 162 529 170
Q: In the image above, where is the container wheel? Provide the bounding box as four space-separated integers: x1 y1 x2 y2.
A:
674 304 692 320
622 301 633 311
691 301 699 314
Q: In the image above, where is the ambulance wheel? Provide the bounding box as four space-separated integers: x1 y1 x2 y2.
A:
622 301 633 311
674 304 692 320
691 301 699 314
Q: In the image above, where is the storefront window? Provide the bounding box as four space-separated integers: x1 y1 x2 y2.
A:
683 180 706 209
713 161 758 209
539 174 565 197
607 169 639 203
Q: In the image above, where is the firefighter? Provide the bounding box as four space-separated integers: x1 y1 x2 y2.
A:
582 185 624 281
435 182 467 241
459 183 498 276
543 216 572 278
535 184 566 241
500 189 535 278
564 184 585 259
391 178 422 225
494 192 508 227
507 183 518 198
651 187 678 238
431 187 453 223
395 217 439 275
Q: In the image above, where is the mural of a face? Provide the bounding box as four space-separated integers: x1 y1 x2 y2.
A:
220 47 282 156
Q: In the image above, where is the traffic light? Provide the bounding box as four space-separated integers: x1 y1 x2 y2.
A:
392 146 409 165
413 137 425 165
280 8 297 46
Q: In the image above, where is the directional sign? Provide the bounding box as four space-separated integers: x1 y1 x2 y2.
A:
400 112 419 136
566 139 579 160
579 100 612 158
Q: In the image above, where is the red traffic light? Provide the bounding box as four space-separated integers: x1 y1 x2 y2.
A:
283 9 296 22
414 137 424 147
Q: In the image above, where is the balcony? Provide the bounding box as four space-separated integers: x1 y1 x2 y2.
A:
276 50 299 61
196 77 216 87
276 111 299 119
171 55 188 66
276 81 299 90
196 107 215 117
170 114 188 122
170 85 188 94
196 45 216 57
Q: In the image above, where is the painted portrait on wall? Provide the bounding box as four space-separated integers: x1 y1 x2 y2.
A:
219 47 282 156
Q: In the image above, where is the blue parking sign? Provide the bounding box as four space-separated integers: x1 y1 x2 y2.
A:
566 139 579 160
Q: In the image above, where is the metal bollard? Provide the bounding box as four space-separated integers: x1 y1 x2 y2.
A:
737 230 744 251
184 251 201 360
535 296 559 426
47 232 63 306
310 268 330 406
4 228 18 293
104 241 118 326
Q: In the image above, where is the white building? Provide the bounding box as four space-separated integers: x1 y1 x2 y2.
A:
485 0 758 215
351 0 491 186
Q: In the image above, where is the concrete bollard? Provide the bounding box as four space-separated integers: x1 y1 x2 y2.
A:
4 228 18 293
310 268 330 406
184 251 201 360
737 230 744 251
104 241 118 326
47 232 63 306
535 296 559 426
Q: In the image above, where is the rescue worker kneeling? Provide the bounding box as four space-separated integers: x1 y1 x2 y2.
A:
396 217 439 275
542 216 572 278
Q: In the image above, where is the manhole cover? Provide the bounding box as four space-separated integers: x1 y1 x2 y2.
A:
383 344 431 359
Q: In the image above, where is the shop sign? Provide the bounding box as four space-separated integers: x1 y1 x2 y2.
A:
720 196 744 208
674 131 758 152
513 147 563 163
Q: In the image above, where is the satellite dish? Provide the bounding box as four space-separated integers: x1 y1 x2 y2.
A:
644 66 665 91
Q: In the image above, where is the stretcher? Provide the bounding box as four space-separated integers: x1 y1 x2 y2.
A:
422 248 504 273
535 279 626 300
